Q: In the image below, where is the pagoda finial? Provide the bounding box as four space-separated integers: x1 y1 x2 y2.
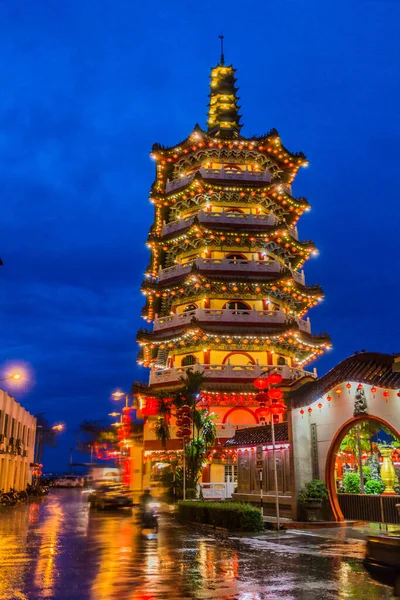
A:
219 33 225 66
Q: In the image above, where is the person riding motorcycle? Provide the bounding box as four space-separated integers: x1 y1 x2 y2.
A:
139 488 158 530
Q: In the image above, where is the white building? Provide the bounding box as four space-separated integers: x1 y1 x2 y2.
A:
0 389 36 492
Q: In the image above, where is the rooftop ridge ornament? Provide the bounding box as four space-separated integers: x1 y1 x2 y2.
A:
219 32 225 66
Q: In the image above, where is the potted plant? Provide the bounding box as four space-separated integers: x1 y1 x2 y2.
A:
299 480 329 521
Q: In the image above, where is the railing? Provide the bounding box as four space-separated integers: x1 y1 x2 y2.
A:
157 257 282 281
165 166 271 192
199 257 281 272
153 308 310 333
338 493 400 525
161 210 277 236
158 263 193 281
293 270 305 285
149 363 316 386
197 481 236 500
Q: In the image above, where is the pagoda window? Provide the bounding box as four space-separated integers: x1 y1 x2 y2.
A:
183 303 197 313
224 300 250 313
225 253 247 263
181 354 196 367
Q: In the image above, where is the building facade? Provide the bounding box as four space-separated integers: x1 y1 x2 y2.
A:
0 389 36 492
135 54 331 492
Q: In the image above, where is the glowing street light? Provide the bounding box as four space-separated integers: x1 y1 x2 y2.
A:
108 412 121 417
0 373 22 382
52 424 64 432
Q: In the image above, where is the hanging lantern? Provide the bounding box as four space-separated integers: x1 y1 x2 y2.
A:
318 403 323 410
357 383 363 390
268 387 284 401
300 409 305 416
308 407 312 413
335 388 342 395
383 390 389 399
255 392 269 407
176 429 184 438
256 407 269 424
181 427 192 437
269 373 283 385
181 416 192 426
254 377 269 390
397 391 400 398
346 383 352 393
327 395 332 402
266 399 286 416
181 405 191 414
371 386 377 395
176 419 183 427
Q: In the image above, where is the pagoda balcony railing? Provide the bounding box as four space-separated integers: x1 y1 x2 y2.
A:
162 209 277 236
153 308 311 333
149 363 317 386
165 166 271 192
198 257 281 272
158 257 282 281
292 269 305 285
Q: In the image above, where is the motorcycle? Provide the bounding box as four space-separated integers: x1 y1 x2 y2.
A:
140 502 159 533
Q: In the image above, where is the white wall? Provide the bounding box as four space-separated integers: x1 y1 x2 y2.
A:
291 382 400 494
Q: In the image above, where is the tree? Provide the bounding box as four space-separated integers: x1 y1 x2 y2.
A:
153 369 216 496
34 413 57 464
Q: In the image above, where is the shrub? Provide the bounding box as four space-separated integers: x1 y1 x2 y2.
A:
299 480 328 504
186 488 197 500
362 466 371 481
177 501 264 532
342 472 361 494
365 479 385 495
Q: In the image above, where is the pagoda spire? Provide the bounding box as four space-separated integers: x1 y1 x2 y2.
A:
207 40 242 138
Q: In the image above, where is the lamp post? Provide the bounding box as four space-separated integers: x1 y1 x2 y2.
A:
254 371 286 530
0 374 22 383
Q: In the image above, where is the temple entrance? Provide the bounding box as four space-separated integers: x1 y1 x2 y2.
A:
326 415 400 523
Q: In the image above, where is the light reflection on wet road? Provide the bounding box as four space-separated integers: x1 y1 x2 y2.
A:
0 490 393 600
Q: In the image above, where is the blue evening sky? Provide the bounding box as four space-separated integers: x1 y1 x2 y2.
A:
0 0 399 470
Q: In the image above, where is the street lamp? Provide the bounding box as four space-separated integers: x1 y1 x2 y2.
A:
254 372 286 530
112 390 130 409
52 424 64 431
0 373 22 382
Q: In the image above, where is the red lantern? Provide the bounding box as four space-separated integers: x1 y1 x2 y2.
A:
256 407 269 423
267 399 286 416
397 391 400 398
308 407 312 413
254 377 269 390
181 405 191 414
269 373 283 385
383 390 389 399
318 403 323 410
371 386 377 395
268 387 284 400
335 388 342 395
346 383 352 390
181 427 192 437
176 419 183 427
181 416 192 425
327 395 332 402
300 409 305 416
357 384 363 390
255 392 269 407
176 429 184 438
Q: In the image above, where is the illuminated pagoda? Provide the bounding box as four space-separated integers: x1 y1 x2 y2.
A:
136 49 331 488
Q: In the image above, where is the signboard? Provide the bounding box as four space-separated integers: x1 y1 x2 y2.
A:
256 445 263 470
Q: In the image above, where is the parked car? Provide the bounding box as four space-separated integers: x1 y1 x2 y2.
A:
88 482 133 510
364 534 400 594
53 476 84 488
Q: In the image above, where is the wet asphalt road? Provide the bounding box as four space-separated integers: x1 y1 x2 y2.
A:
0 489 393 600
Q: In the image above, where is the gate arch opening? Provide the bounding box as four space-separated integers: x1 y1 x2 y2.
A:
325 415 400 521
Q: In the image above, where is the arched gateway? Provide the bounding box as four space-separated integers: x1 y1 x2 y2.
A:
291 352 400 523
